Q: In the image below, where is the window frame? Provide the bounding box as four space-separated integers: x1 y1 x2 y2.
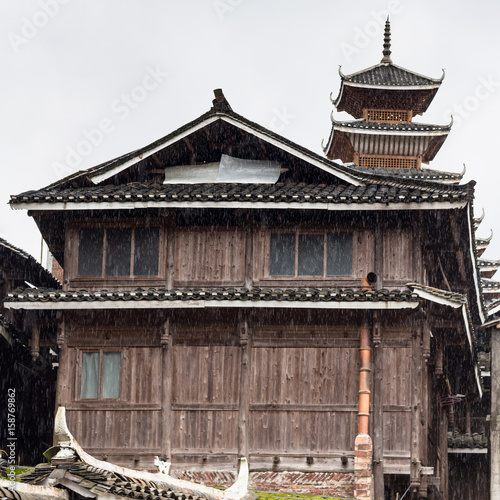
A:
68 219 166 283
77 349 122 401
266 229 355 279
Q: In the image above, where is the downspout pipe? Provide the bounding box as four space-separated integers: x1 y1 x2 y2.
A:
359 321 371 435
359 273 376 435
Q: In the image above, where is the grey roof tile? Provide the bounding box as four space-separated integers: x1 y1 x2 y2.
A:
342 63 443 87
6 287 420 305
10 181 471 207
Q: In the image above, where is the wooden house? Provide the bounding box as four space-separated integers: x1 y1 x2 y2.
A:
6 22 490 500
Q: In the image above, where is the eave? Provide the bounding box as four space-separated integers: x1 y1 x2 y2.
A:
407 282 483 397
11 199 469 212
4 299 419 311
4 287 420 311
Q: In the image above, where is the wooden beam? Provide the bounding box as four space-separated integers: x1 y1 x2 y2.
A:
411 325 422 493
238 311 251 460
449 212 468 283
372 312 384 500
161 316 173 461
183 138 196 165
245 215 254 289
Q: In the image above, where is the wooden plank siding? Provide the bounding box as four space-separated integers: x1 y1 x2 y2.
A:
57 316 420 470
62 221 417 290
174 228 246 286
382 227 413 284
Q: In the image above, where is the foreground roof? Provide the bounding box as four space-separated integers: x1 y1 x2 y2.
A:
20 407 253 500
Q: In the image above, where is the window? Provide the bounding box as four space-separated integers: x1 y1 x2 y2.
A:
269 232 352 276
77 226 160 277
81 351 121 399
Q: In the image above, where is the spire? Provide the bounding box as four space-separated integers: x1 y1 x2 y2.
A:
381 17 392 64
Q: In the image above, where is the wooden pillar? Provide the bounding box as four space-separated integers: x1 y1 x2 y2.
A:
166 223 175 290
161 317 173 461
245 214 254 290
238 311 251 461
372 313 384 500
491 330 500 499
411 324 423 496
54 314 69 444
31 321 40 362
420 317 431 499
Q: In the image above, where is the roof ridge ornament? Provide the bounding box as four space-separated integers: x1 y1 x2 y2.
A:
211 88 233 113
381 17 393 64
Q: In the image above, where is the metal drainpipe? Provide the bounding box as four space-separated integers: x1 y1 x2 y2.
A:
358 321 371 435
359 273 376 435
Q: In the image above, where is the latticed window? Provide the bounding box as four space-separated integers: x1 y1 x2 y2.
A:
269 232 353 277
358 155 420 169
81 351 121 399
365 109 411 123
78 226 160 277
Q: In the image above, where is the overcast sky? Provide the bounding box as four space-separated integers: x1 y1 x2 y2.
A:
2 0 500 266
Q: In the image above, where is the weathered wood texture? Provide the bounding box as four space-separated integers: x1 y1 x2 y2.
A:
382 227 413 283
60 312 420 471
174 228 246 285
66 409 161 450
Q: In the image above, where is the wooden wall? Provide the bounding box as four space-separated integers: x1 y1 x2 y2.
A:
57 311 419 472
63 217 416 290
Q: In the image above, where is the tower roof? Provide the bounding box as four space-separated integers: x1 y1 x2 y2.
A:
333 19 445 117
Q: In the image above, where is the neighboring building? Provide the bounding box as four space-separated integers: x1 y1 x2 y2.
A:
6 22 491 500
0 237 60 464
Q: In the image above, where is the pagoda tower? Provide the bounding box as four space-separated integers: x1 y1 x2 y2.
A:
324 19 450 170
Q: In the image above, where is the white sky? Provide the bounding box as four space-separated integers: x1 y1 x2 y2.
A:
1 0 500 265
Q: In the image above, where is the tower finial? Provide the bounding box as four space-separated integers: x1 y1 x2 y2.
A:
381 16 392 64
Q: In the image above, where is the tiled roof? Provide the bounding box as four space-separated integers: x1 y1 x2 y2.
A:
332 119 450 133
24 100 368 194
478 351 491 372
10 180 472 207
0 480 68 500
21 462 206 500
342 164 464 184
480 278 500 293
447 431 488 450
406 283 467 305
6 286 420 306
0 237 61 289
477 258 500 268
341 63 443 87
20 407 253 500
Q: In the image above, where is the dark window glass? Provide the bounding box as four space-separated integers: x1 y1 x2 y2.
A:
270 233 295 275
78 229 103 276
106 228 132 276
101 352 121 398
134 227 160 275
81 352 99 399
298 234 324 275
327 233 353 275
